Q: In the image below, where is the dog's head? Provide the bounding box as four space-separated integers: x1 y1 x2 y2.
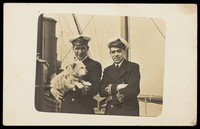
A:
68 61 88 77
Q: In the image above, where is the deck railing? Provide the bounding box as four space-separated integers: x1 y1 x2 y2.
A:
98 95 163 116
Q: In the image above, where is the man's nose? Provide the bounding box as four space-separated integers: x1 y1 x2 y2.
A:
78 49 82 53
114 52 119 56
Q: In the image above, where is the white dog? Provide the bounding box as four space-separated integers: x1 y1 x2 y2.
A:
50 61 91 107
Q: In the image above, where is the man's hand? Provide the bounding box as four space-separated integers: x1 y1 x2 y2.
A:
105 84 112 95
117 84 128 91
50 88 63 101
106 95 112 101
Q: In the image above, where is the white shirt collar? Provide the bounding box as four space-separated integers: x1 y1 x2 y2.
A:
115 59 124 68
75 55 88 62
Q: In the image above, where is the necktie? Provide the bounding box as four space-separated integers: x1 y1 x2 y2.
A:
116 64 119 69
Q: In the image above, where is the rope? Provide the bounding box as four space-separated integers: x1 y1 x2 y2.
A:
63 15 74 36
61 47 72 63
151 18 166 40
58 16 70 39
92 18 103 62
82 16 94 33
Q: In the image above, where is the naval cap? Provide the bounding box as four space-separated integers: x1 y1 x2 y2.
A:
107 37 129 50
69 35 91 46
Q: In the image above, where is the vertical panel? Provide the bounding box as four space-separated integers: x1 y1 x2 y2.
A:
35 15 59 112
35 14 44 111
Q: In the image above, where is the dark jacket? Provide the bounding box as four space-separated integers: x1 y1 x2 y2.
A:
61 57 102 114
99 59 141 116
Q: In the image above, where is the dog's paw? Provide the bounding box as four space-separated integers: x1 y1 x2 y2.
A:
82 81 91 86
74 82 84 89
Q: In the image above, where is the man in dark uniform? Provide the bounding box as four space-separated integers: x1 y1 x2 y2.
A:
50 35 102 114
99 37 141 116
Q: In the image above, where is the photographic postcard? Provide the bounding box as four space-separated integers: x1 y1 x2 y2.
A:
3 3 197 126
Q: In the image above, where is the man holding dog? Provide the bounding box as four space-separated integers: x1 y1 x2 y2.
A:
50 35 102 114
99 37 141 116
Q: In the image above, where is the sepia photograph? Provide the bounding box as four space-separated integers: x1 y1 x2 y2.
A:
35 13 164 117
3 4 197 126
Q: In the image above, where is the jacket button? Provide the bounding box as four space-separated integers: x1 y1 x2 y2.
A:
72 98 75 101
111 105 113 108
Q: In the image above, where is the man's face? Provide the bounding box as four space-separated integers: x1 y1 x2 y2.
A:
73 44 89 60
109 47 125 64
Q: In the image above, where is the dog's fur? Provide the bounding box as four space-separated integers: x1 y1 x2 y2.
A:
50 61 91 95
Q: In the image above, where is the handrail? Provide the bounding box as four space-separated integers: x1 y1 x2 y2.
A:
98 94 163 116
137 95 163 104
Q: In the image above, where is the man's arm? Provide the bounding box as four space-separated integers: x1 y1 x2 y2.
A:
111 64 141 104
86 62 102 97
99 68 112 97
